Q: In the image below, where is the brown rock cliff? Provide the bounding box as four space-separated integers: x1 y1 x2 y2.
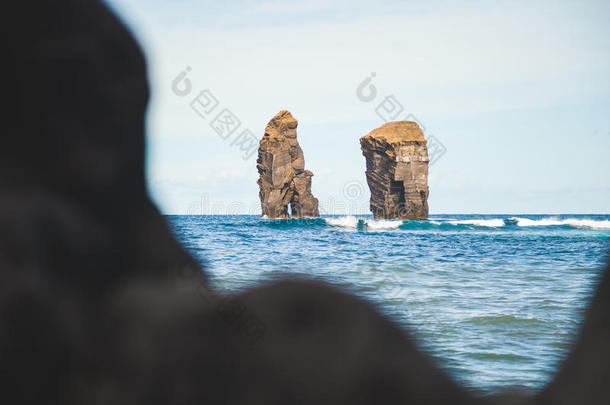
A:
257 111 319 218
360 121 429 220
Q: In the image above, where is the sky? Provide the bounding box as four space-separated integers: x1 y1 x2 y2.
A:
104 0 610 214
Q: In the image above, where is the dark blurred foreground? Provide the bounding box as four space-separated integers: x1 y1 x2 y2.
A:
0 1 608 403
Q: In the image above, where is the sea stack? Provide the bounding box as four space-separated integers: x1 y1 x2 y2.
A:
360 121 429 220
257 110 319 218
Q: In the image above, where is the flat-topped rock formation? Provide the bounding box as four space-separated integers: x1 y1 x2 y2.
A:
7 1 610 404
360 121 429 219
257 110 319 218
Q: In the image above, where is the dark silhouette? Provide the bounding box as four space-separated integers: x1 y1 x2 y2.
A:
1 0 608 403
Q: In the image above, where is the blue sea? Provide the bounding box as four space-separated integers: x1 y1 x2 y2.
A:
168 214 610 393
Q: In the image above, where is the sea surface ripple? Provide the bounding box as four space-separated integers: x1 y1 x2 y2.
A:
168 214 609 392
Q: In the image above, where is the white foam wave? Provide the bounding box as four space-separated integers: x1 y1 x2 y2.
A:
324 216 402 230
324 216 610 230
325 216 360 228
509 217 610 230
365 219 402 230
448 219 505 227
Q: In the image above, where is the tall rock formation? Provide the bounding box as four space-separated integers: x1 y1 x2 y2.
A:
257 110 319 218
360 121 429 220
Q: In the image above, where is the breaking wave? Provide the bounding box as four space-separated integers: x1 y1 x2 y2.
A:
325 216 402 230
448 219 506 227
259 216 610 231
331 217 610 230
507 217 610 230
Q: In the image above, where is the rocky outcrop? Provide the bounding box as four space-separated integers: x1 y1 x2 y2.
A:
6 2 610 404
257 110 319 218
360 121 429 220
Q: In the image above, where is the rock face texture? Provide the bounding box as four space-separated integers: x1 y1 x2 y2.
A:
360 121 429 220
257 111 319 218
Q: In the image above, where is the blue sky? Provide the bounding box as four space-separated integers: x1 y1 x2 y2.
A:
105 0 610 214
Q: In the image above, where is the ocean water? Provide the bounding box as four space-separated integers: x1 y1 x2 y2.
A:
168 214 610 393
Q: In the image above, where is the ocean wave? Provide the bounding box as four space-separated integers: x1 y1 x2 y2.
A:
264 216 610 231
325 216 360 228
466 314 542 326
326 217 487 231
446 217 610 229
464 352 534 362
325 216 402 230
508 217 610 230
448 219 506 227
259 217 327 228
365 219 403 230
